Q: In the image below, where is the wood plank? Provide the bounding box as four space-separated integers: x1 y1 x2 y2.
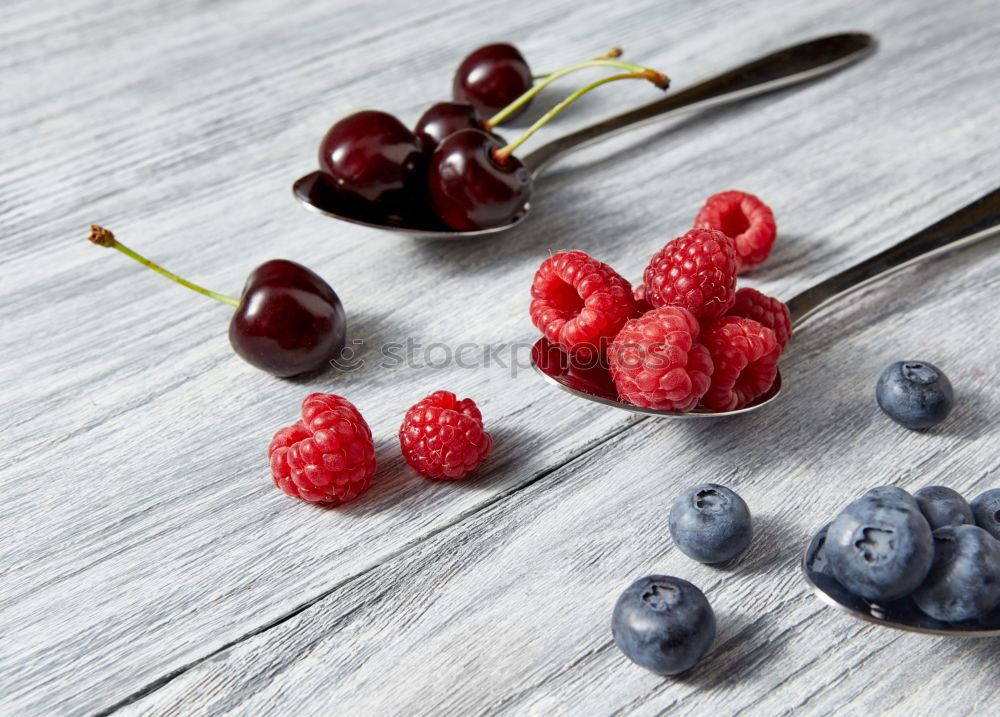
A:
1 0 998 713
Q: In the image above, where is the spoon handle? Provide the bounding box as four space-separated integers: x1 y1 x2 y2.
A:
787 187 1000 326
521 32 876 176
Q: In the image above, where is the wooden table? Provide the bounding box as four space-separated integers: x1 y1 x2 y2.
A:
3 0 999 713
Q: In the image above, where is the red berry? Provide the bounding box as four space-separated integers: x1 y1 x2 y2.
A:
530 250 635 357
632 283 653 316
727 287 793 350
268 393 376 504
608 306 714 412
700 317 780 412
399 391 492 480
642 228 737 319
694 190 776 273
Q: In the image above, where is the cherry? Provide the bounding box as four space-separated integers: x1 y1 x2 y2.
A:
453 43 533 119
428 129 531 231
88 226 346 378
429 67 669 231
415 102 494 155
318 110 424 211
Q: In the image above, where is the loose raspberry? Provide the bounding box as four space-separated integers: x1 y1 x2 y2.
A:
399 391 492 480
608 307 714 412
694 190 776 273
268 393 376 504
727 287 793 350
530 250 635 357
700 317 780 412
642 228 737 319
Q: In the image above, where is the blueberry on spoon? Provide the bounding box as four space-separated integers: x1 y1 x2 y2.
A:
88 226 346 377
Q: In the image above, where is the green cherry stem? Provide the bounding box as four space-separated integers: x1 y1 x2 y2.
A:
529 47 624 80
485 50 661 130
88 225 240 308
492 69 669 162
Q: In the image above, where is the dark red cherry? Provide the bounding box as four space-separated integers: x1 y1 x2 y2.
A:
452 43 533 119
428 129 531 231
88 226 346 379
229 260 346 378
414 102 488 155
318 110 424 210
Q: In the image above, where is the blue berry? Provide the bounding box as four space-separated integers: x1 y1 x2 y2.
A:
875 360 954 430
864 485 918 510
912 525 1000 622
806 523 834 576
970 489 1000 541
669 484 753 564
825 488 934 601
611 575 716 675
913 485 974 530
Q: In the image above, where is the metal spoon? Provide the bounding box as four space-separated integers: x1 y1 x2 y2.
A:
531 187 1000 418
293 32 876 237
802 525 1000 636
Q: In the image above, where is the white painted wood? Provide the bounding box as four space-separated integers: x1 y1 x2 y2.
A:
0 0 998 714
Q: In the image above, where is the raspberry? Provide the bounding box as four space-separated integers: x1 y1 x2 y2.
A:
694 190 776 273
268 393 376 504
608 307 714 412
632 283 653 316
700 317 780 412
399 391 492 479
727 287 793 350
642 228 737 319
530 250 635 357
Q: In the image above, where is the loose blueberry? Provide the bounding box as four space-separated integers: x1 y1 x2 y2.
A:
825 490 934 601
913 485 975 530
970 489 1000 541
912 525 1000 622
875 360 954 430
611 575 716 676
669 484 753 564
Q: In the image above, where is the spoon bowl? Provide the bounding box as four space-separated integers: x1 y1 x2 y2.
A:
530 188 1000 419
293 33 876 239
802 527 1000 637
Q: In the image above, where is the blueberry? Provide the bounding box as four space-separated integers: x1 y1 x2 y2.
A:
806 523 834 576
825 490 934 601
864 485 918 511
611 575 716 675
970 489 1000 541
669 484 753 564
875 360 954 430
912 525 1000 622
913 485 974 530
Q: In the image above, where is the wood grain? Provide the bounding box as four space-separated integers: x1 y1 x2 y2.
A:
1 0 998 714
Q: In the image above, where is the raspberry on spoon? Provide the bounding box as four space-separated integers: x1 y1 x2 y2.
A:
87 225 346 377
642 228 737 320
269 393 376 504
726 287 792 350
694 190 777 273
399 391 492 480
699 316 780 411
530 249 635 358
608 306 714 412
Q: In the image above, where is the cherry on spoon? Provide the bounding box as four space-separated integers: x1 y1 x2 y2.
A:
87 226 346 378
293 33 877 238
532 187 1000 418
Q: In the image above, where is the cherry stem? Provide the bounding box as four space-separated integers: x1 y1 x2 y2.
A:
87 225 240 308
529 47 624 80
485 49 655 130
492 69 669 161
